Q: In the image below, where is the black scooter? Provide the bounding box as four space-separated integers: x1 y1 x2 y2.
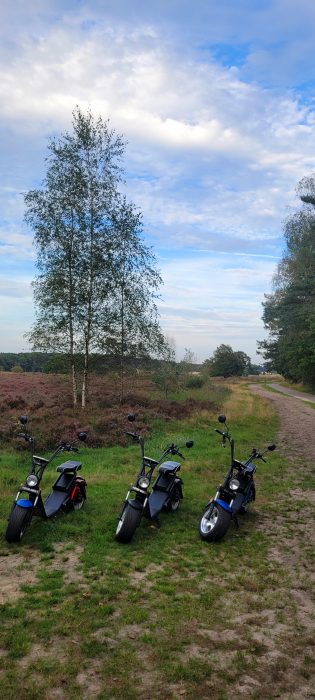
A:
5 416 87 543
116 415 193 543
199 414 276 542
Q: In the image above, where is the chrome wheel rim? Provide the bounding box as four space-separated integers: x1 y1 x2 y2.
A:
73 495 84 511
116 510 125 534
200 505 219 534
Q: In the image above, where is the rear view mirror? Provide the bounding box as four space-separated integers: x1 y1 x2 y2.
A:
218 415 226 424
128 414 136 422
19 415 28 425
186 440 194 448
78 432 87 442
268 444 276 451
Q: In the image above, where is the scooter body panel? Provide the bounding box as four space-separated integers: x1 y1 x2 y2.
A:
148 471 183 518
44 490 69 518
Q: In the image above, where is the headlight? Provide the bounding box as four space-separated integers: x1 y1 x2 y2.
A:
229 477 240 491
138 476 150 489
26 474 39 488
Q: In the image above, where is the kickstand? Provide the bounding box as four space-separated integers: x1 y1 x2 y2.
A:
233 515 240 529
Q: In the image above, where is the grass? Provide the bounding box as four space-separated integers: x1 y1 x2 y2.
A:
0 380 314 699
257 380 315 408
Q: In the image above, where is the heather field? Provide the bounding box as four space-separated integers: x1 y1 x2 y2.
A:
0 372 226 450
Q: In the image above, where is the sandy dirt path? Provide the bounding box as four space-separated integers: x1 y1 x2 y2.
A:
250 383 315 463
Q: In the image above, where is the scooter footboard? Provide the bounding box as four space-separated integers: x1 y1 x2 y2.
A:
148 491 168 518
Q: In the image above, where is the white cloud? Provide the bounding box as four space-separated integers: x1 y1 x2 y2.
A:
157 252 275 361
0 0 314 358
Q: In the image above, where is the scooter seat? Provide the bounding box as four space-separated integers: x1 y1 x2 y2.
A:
158 461 181 474
56 460 82 473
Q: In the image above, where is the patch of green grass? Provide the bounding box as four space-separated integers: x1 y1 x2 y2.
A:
0 382 313 698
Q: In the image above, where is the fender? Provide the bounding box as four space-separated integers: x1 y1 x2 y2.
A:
16 499 33 509
213 498 233 513
127 497 145 512
174 477 183 499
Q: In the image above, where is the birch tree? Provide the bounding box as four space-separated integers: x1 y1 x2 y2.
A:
25 107 125 407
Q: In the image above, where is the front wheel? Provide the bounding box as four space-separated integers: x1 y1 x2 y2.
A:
115 503 142 543
199 502 231 542
5 504 33 543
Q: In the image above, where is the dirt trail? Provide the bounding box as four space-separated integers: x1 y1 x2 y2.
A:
250 383 315 463
248 383 315 700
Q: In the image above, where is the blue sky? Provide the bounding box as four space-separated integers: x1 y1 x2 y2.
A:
1 0 315 362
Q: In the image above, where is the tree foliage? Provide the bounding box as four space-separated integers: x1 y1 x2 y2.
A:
101 195 165 400
204 344 252 377
25 107 165 405
258 175 315 385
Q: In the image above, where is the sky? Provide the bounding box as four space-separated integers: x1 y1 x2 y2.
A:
1 0 315 363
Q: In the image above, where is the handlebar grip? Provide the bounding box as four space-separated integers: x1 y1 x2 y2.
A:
125 431 135 438
215 429 224 435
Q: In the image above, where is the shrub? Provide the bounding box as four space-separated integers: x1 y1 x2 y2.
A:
11 365 23 373
185 376 204 389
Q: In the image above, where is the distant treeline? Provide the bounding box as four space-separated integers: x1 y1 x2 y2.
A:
0 352 183 375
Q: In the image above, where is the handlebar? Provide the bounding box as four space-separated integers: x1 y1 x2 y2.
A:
60 442 78 453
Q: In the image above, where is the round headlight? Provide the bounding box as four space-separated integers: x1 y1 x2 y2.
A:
138 476 150 489
229 477 240 491
26 474 39 488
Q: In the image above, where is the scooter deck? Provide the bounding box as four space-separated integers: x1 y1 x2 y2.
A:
44 490 68 518
148 490 169 518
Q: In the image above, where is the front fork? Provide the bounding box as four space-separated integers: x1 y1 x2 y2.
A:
14 486 46 518
123 487 148 514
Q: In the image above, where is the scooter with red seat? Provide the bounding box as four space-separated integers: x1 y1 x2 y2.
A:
5 415 87 543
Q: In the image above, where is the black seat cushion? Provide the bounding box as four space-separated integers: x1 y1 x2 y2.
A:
158 461 180 474
56 460 81 473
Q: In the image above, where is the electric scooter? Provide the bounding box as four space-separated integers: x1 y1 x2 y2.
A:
5 415 87 543
199 414 276 542
116 414 193 543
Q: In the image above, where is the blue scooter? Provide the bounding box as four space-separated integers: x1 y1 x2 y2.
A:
199 414 276 542
5 416 87 543
116 414 193 543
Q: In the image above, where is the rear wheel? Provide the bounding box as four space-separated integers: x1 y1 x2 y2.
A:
199 502 231 542
71 483 86 511
165 486 181 512
115 503 142 543
240 484 255 514
5 504 33 543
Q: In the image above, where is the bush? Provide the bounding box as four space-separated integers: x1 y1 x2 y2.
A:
11 365 23 373
185 376 204 389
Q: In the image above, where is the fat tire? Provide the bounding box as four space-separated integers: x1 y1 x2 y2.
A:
115 503 142 543
72 482 86 511
164 486 181 512
240 484 255 514
5 504 32 543
199 502 231 542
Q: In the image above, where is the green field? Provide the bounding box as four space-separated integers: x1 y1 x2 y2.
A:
0 381 314 699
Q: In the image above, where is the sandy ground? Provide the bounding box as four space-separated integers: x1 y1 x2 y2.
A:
250 383 315 463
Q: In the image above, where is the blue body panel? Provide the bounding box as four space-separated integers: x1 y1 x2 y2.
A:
16 499 33 508
214 498 232 513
